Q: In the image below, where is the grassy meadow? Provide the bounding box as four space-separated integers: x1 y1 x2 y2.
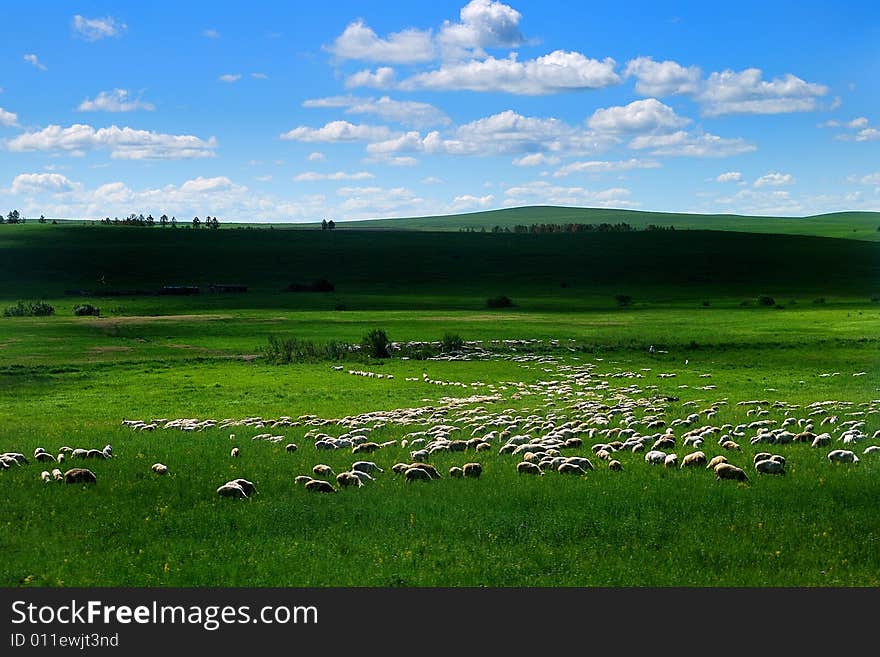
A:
1 218 879 586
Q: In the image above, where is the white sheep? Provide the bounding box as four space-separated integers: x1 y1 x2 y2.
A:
230 447 240 458
755 459 785 475
217 482 248 499
827 449 859 464
151 463 168 475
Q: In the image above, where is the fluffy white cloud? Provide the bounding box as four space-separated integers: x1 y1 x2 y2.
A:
202 29 220 39
503 180 636 208
851 128 879 142
251 72 269 80
512 153 561 167
587 98 690 133
307 152 326 161
624 56 701 96
400 51 620 95
629 130 755 157
6 124 217 159
715 171 743 183
849 172 880 187
23 54 46 71
72 15 127 41
78 89 154 112
334 185 428 217
303 95 450 128
281 121 393 143
293 171 375 181
326 20 434 63
699 68 827 116
421 176 444 184
553 158 660 177
823 117 880 142
449 193 495 211
219 74 242 83
11 173 80 195
345 67 397 89
0 107 18 127
438 0 524 58
754 172 794 187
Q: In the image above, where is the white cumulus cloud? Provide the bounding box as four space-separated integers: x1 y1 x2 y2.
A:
0 107 19 127
294 171 375 181
78 89 154 112
699 68 827 116
754 172 795 187
624 56 702 96
553 159 661 177
715 171 743 183
72 15 127 41
280 121 393 143
303 95 450 128
23 54 47 71
629 130 756 157
11 172 80 195
219 74 242 83
587 98 690 133
438 0 524 58
326 19 435 64
345 67 397 89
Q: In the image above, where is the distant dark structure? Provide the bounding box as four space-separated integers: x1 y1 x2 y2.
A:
158 285 200 296
207 284 248 293
286 279 335 292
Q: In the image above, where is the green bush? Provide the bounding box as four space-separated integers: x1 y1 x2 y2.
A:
3 301 55 317
73 304 101 316
262 336 351 364
757 296 776 306
441 332 464 353
486 295 513 308
614 294 633 307
361 328 390 359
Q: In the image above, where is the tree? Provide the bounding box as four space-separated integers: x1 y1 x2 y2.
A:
171 216 177 228
38 215 46 224
327 219 335 230
160 214 168 227
146 214 155 227
210 216 220 229
193 216 201 229
321 219 328 231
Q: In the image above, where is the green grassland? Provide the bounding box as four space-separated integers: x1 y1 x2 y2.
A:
330 206 880 241
0 222 878 586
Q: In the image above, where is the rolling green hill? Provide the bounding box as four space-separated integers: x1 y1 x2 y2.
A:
328 206 880 241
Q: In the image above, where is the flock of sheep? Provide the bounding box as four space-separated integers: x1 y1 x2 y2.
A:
3 358 876 499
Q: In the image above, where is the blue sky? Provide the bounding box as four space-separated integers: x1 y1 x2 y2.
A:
0 1 878 221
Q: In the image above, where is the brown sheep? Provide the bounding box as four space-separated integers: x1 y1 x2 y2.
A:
714 463 749 482
793 431 815 443
305 479 336 493
517 461 543 475
64 468 97 484
409 462 441 479
721 440 742 452
336 472 363 488
680 451 706 468
352 442 380 454
313 464 334 477
462 463 483 478
653 437 676 451
405 467 432 482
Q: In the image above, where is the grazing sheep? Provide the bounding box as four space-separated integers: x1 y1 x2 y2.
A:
449 466 463 478
755 459 785 475
230 479 257 496
285 443 298 453
352 442 380 454
230 447 240 458
405 467 432 482
391 463 411 474
35 452 57 463
680 451 707 468
294 475 314 486
827 449 859 464
811 433 832 448
714 463 749 482
410 449 429 463
706 455 728 470
753 452 773 465
863 446 880 456
348 470 374 484
216 482 248 499
313 464 334 477
644 450 667 465
352 461 383 474
305 479 336 493
71 449 88 459
793 431 815 443
596 449 612 461
410 463 440 479
33 447 46 458
769 454 786 466
517 461 543 475
51 468 63 482
64 468 97 484
721 440 742 452
475 442 492 452
462 462 483 478
565 457 594 471
608 459 623 471
336 472 363 488
3 452 28 465
40 470 51 483
653 437 676 451
151 463 168 475
557 463 586 475
664 454 679 468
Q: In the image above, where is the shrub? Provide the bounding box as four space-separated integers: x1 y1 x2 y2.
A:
3 301 55 317
73 304 100 316
486 295 513 308
441 332 464 353
757 296 776 306
813 297 826 304
702 300 711 307
261 336 351 364
614 294 633 307
361 328 390 359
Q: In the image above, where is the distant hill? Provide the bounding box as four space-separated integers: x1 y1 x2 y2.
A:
327 206 880 241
